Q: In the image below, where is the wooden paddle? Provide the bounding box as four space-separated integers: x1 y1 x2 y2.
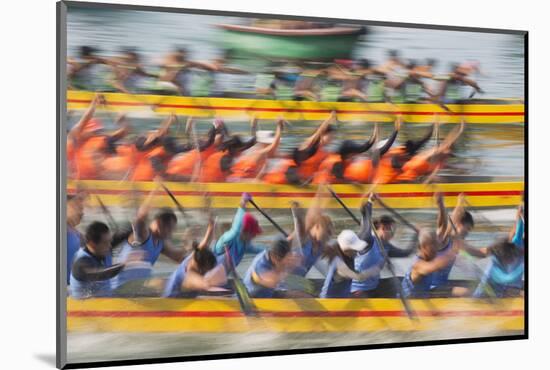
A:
374 196 419 234
248 199 289 237
326 187 361 225
370 218 417 320
96 195 119 233
160 183 192 225
223 245 257 316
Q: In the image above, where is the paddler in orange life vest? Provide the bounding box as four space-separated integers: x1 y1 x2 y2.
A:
262 111 336 185
198 116 258 183
227 118 286 182
371 116 436 184
396 119 465 182
164 117 227 182
311 123 379 185
332 119 401 184
130 113 178 182
68 94 130 180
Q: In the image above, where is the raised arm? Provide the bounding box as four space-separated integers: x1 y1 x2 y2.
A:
298 111 336 151
435 192 448 240
257 119 285 157
213 193 249 254
133 185 161 243
357 198 374 243
69 94 103 142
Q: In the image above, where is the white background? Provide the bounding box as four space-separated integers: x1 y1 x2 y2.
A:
0 0 544 369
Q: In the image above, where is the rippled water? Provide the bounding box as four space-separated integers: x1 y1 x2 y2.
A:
65 5 525 364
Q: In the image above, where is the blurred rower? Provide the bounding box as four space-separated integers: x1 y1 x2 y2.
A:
114 186 187 288
371 116 435 184
471 238 524 298
164 117 226 181
350 195 414 298
163 217 227 297
228 118 285 181
107 48 158 94
262 112 336 185
67 193 85 284
401 228 460 298
243 238 299 298
431 192 475 294
67 46 107 90
319 230 383 298
198 117 258 183
70 222 125 299
68 94 130 180
288 195 334 277
395 120 465 182
393 58 438 102
213 193 264 268
435 61 484 103
156 47 219 96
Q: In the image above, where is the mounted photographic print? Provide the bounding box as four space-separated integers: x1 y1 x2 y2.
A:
57 1 526 368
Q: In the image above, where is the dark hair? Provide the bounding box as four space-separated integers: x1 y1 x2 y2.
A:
358 58 371 68
324 124 336 134
374 215 395 229
80 46 96 58
193 247 217 275
67 194 76 202
155 208 177 226
426 58 437 67
406 59 417 69
460 211 475 228
490 238 520 264
85 221 110 245
388 49 399 58
270 238 291 261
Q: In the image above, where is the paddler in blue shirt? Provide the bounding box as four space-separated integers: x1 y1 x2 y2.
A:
471 238 524 298
401 228 461 298
243 238 299 298
114 185 188 289
67 193 86 285
350 195 414 298
70 222 125 299
432 192 475 295
163 216 227 297
213 193 264 269
320 230 383 298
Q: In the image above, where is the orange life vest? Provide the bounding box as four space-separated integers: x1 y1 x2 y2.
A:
74 136 107 180
132 146 170 181
230 151 266 179
397 155 438 182
102 144 136 177
197 151 229 183
261 159 297 184
343 157 375 183
372 147 407 184
296 147 329 180
312 154 343 184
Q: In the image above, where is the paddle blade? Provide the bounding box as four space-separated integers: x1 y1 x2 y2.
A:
224 246 257 316
285 274 317 296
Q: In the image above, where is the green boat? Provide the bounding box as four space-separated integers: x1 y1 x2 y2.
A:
219 23 366 61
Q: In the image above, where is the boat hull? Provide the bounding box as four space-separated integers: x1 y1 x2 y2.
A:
219 25 364 60
67 180 524 209
67 297 524 333
67 91 525 124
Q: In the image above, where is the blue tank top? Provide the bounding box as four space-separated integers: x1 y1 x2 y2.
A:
430 239 455 289
67 227 82 285
69 248 114 299
115 232 164 287
473 256 524 298
292 240 322 277
401 256 433 298
163 254 193 297
243 250 277 298
320 257 352 298
351 239 386 292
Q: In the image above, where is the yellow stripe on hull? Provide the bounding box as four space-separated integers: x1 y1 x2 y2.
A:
67 91 525 124
67 180 524 209
67 297 524 333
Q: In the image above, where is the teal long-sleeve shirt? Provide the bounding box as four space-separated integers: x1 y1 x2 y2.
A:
214 207 264 267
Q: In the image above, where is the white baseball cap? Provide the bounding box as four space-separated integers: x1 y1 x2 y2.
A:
338 230 367 252
256 130 275 144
